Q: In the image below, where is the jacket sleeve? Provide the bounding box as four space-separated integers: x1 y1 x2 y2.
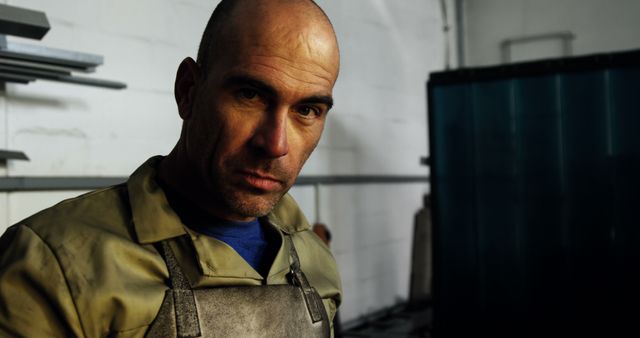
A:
0 224 85 338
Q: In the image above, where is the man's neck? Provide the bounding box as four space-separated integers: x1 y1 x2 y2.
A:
156 150 256 223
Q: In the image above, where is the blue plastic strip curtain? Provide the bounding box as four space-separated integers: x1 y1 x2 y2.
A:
429 53 640 336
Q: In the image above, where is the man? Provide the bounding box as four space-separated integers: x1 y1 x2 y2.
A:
0 0 341 336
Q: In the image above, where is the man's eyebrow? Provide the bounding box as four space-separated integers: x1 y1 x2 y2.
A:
298 95 334 110
222 74 333 109
222 75 278 98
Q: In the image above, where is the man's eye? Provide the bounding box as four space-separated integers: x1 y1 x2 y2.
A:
297 106 321 117
236 88 259 100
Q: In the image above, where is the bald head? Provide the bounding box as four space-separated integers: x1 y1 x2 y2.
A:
196 0 339 80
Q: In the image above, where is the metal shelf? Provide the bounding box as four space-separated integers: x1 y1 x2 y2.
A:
0 4 126 89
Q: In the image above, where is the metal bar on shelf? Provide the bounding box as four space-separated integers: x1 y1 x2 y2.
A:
45 74 127 89
0 71 35 84
0 150 29 161
0 41 103 69
0 57 88 74
0 64 70 78
0 4 50 40
0 175 429 192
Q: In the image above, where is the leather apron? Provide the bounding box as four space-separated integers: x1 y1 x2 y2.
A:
145 235 330 338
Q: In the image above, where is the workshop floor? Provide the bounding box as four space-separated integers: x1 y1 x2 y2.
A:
340 302 432 338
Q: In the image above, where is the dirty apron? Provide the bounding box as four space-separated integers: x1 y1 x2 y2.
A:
145 235 330 338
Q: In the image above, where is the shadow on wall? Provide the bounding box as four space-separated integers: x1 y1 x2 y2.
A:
4 88 91 112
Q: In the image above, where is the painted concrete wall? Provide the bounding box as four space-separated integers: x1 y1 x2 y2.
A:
0 0 445 323
463 0 640 67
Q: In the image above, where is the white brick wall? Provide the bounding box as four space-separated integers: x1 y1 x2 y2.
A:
300 0 441 322
1 0 444 324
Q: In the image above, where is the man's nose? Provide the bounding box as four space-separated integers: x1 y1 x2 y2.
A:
251 108 289 158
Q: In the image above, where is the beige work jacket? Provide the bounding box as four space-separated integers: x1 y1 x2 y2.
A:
0 157 341 337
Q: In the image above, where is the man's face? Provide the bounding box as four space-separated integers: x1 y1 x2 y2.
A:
182 12 339 221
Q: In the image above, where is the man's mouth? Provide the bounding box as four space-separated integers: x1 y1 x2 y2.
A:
237 170 284 192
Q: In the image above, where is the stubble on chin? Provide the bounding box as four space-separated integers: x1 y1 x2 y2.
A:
211 156 295 219
215 180 287 218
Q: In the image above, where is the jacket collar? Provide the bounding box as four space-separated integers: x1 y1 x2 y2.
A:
128 156 187 244
128 156 311 244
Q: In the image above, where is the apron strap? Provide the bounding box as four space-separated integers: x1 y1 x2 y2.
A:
157 241 202 338
284 235 326 323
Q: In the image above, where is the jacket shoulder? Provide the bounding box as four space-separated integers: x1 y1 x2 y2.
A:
7 184 166 336
20 184 134 243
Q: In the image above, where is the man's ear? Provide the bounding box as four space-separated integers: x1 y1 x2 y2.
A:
174 57 201 120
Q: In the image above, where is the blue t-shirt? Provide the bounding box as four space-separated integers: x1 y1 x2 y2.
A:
159 184 278 277
189 218 276 277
